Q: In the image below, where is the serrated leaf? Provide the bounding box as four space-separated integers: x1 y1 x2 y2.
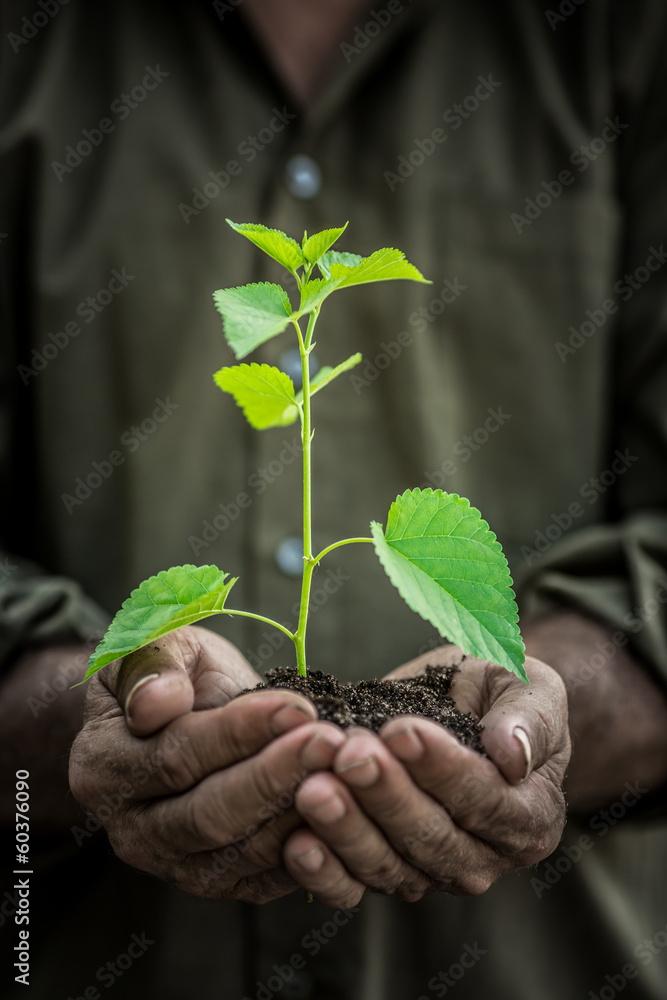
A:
293 355 362 404
330 247 431 288
371 489 526 682
227 219 304 273
213 282 292 359
302 225 348 265
214 363 298 429
297 277 336 315
309 353 362 396
318 250 363 279
83 565 238 680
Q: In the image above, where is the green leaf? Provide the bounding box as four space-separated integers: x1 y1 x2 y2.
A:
294 354 362 404
309 353 363 396
214 363 298 429
371 489 526 682
83 565 238 680
302 225 348 265
297 277 336 315
318 250 363 279
330 247 431 288
226 219 304 274
213 282 292 359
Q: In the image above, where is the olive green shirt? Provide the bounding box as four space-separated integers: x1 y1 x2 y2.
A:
1 0 666 997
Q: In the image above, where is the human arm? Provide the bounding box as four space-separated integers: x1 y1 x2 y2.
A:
522 608 667 814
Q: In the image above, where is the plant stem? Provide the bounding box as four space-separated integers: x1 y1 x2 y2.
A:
294 311 318 676
220 609 295 643
313 537 373 566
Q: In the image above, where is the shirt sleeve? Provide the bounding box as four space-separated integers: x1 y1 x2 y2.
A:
0 554 110 666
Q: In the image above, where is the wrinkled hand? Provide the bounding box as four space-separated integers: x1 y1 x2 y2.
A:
69 626 345 903
284 647 571 908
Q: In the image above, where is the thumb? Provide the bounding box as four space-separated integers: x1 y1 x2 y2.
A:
480 656 570 785
101 631 195 736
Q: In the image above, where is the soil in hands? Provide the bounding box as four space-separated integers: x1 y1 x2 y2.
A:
253 663 484 753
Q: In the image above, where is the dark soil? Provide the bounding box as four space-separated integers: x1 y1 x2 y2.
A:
252 664 484 753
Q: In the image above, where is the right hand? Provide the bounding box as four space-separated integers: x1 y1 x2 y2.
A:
68 625 346 903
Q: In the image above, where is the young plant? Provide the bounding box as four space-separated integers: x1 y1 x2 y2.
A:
82 221 526 685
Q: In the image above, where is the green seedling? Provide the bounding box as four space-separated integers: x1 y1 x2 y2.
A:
82 221 526 684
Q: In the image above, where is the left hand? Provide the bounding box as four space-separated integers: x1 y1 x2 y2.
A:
283 646 571 908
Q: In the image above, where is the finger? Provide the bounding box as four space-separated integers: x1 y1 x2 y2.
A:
108 801 303 902
134 720 347 855
284 824 366 909
329 728 505 893
472 656 570 784
146 699 338 798
99 626 260 736
381 716 564 864
289 768 432 902
69 689 322 808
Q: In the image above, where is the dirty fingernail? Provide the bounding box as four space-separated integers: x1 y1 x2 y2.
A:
270 702 316 736
336 756 380 788
125 674 160 720
513 726 532 782
293 846 324 872
384 726 425 762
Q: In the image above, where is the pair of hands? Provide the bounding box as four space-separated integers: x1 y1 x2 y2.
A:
69 626 571 909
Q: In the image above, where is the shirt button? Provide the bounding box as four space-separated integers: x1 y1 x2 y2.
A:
285 154 322 199
278 347 320 391
274 536 304 577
